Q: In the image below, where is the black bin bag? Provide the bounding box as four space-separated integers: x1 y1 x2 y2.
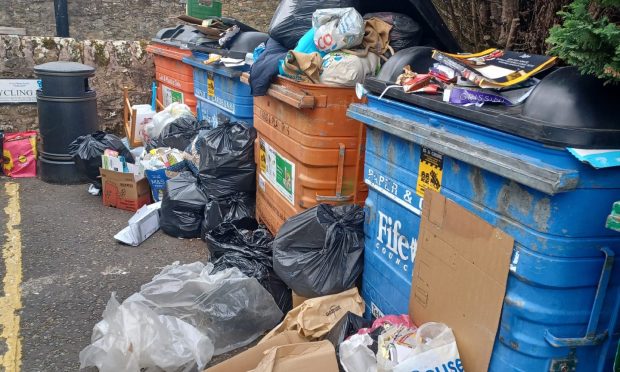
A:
68 131 134 187
196 122 257 199
206 218 292 313
201 192 256 239
146 115 207 152
363 12 422 51
325 311 373 371
160 171 208 239
273 204 365 298
268 0 360 50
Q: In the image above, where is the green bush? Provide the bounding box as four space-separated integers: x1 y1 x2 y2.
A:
547 0 620 83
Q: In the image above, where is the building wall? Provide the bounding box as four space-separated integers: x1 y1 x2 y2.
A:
0 35 154 134
0 0 279 40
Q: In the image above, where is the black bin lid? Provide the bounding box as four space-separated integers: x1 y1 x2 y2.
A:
34 62 95 77
363 47 620 148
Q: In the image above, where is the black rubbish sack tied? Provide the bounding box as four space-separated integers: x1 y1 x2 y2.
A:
201 192 256 239
145 115 207 152
325 311 373 372
197 122 257 199
160 171 208 239
273 204 365 298
207 218 292 313
68 131 135 188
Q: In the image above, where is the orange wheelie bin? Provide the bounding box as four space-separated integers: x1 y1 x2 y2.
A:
254 76 367 235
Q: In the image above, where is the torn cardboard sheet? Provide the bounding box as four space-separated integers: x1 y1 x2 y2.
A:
261 287 364 343
249 340 339 372
205 331 308 372
409 190 513 372
114 202 161 246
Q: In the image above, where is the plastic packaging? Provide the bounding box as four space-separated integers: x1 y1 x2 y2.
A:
339 333 377 372
325 311 372 371
125 262 283 355
79 293 214 372
320 51 380 86
249 38 289 96
145 115 207 151
206 218 292 313
69 131 135 187
196 122 257 198
393 323 461 372
1 131 37 178
201 192 256 237
160 171 208 239
273 204 365 298
313 8 364 52
268 0 360 50
363 12 422 51
145 102 194 142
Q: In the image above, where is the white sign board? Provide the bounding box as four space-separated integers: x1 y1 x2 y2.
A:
0 79 40 103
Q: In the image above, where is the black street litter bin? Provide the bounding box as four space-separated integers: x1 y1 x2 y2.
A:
35 62 99 184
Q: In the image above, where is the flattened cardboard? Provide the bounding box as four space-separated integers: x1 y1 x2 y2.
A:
409 190 513 372
249 340 339 372
100 168 151 212
205 331 308 372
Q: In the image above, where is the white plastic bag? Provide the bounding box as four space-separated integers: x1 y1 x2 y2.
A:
144 102 193 142
313 8 364 52
339 333 378 372
320 51 380 86
79 293 214 372
125 262 284 355
391 323 462 372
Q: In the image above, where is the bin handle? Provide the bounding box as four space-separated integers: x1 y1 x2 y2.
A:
267 83 316 109
544 247 614 347
316 143 354 203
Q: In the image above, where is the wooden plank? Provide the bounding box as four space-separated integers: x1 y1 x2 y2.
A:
0 27 26 36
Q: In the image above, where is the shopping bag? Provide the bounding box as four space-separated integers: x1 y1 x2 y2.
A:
2 131 37 178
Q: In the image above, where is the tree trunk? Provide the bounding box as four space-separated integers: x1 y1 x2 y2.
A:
431 0 572 53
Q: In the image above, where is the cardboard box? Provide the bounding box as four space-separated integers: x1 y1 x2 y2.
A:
251 340 339 372
114 202 161 246
205 331 308 372
409 190 513 372
100 168 151 212
292 292 309 308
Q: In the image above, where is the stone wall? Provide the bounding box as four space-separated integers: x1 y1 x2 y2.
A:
0 0 280 40
0 35 154 134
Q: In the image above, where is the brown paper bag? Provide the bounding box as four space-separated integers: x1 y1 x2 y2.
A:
249 341 339 372
261 287 364 342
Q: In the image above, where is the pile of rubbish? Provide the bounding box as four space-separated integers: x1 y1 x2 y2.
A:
383 48 558 107
250 1 425 95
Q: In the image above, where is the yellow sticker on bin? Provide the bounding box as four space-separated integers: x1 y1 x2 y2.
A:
416 146 443 197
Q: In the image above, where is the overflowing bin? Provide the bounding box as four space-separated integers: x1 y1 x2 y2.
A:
183 52 254 127
254 77 368 234
348 64 620 371
146 26 201 113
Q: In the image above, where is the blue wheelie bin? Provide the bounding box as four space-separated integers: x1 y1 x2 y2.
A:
183 52 254 127
347 48 620 371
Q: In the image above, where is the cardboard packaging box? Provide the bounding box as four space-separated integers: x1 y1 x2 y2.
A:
100 168 151 212
206 331 308 372
114 202 161 246
409 190 513 372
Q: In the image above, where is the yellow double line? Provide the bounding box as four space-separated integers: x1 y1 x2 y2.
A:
0 182 22 372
